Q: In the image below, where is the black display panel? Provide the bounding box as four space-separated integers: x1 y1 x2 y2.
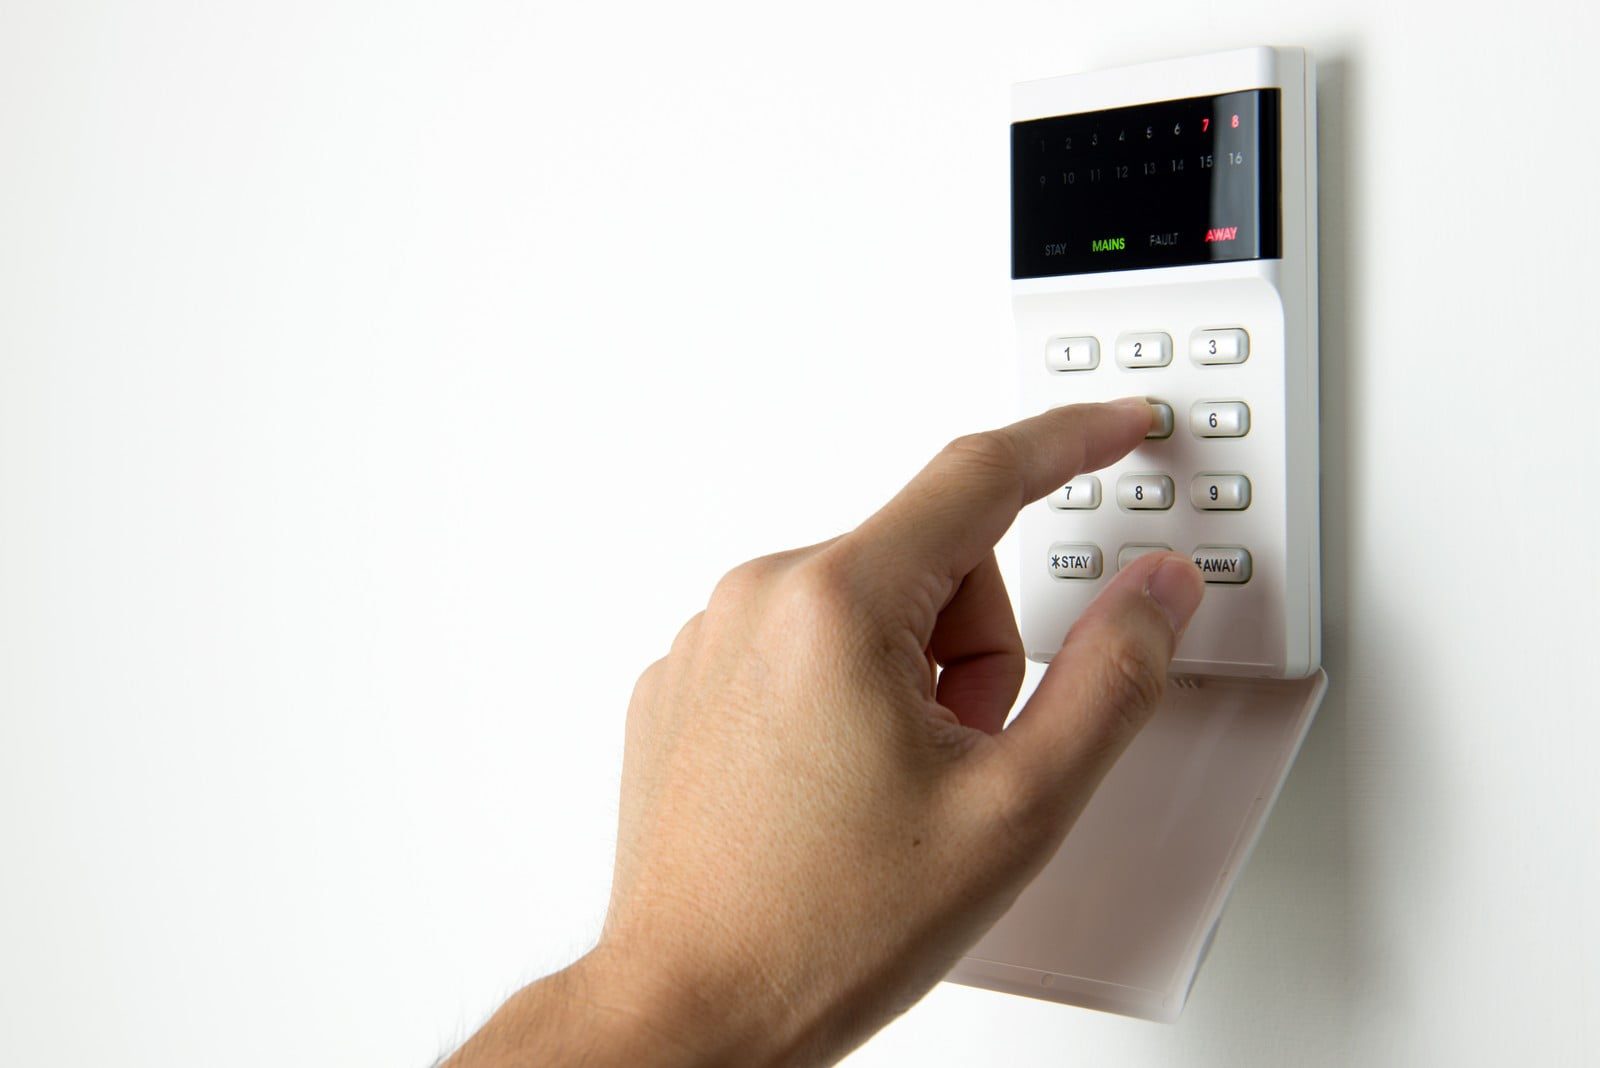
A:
1011 89 1280 278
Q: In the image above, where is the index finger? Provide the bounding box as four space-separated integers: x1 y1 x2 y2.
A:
848 398 1154 616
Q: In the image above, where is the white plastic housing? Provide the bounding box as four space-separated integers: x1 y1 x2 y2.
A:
945 46 1326 1021
1014 46 1320 679
947 668 1327 1021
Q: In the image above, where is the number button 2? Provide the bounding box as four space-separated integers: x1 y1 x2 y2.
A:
1115 332 1173 368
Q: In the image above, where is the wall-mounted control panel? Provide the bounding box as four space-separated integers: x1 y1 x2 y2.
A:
1011 49 1320 679
949 47 1327 1022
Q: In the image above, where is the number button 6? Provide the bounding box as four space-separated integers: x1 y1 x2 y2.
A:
1190 401 1250 437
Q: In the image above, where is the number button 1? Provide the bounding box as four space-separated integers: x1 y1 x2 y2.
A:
1115 332 1173 369
1045 336 1100 372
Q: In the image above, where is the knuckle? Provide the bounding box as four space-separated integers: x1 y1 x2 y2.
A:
1097 640 1167 735
985 760 1061 856
630 656 668 703
705 544 869 649
768 549 870 642
775 551 859 630
710 555 778 604
668 611 704 655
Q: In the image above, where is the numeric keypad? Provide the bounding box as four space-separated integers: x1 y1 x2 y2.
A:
1039 324 1258 584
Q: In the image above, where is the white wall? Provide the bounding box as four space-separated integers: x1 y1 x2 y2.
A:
1 2 1595 1065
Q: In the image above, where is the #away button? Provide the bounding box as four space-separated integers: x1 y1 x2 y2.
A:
1191 545 1252 584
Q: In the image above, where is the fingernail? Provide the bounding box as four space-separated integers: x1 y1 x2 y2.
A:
1145 556 1204 636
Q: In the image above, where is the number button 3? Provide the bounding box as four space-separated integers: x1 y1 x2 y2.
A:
1190 328 1249 365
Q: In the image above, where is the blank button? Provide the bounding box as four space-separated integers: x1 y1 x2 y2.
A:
1116 473 1174 510
1045 336 1100 372
1117 543 1172 570
1191 328 1249 365
1191 400 1250 437
1190 473 1251 510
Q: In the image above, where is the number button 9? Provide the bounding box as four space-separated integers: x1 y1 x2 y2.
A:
1190 473 1251 510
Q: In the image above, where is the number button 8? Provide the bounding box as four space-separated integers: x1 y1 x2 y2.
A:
1116 473 1174 510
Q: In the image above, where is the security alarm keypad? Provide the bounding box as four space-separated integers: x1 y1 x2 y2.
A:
1012 68 1319 680
949 45 1325 1024
1042 320 1258 586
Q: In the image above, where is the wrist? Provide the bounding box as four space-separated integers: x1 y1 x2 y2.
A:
572 932 789 1068
446 936 788 1068
561 940 733 1067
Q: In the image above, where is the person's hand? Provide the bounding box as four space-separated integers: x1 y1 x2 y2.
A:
447 399 1205 1067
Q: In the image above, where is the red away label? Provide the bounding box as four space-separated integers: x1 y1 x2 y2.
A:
1204 226 1239 242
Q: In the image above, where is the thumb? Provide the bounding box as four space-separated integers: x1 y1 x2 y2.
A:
996 552 1205 825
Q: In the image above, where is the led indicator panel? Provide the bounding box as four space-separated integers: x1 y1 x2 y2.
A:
1011 89 1281 278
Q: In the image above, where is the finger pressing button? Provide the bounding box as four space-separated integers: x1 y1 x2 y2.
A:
1117 543 1172 570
